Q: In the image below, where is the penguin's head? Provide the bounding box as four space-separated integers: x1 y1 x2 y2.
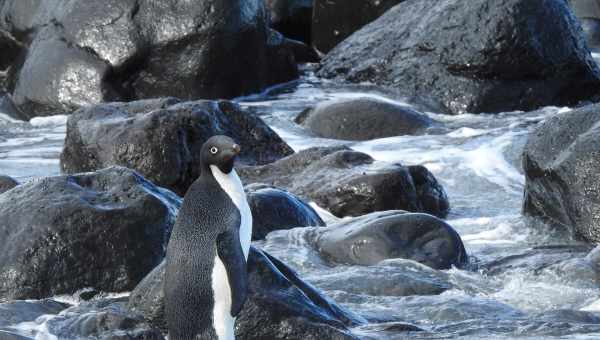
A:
201 135 241 174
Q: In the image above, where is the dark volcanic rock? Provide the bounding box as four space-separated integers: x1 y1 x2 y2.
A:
2 0 299 117
246 184 325 240
267 0 312 43
307 211 467 270
238 146 449 218
312 0 405 53
60 98 294 196
12 26 114 118
128 247 362 339
296 97 434 141
318 0 600 114
523 104 600 243
0 174 17 194
0 166 180 301
570 0 600 48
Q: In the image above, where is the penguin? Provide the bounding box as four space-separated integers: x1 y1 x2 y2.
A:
164 135 252 340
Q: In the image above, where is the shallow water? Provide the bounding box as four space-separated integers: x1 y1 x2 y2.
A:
2 70 600 339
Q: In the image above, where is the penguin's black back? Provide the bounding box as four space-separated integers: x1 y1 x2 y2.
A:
164 171 241 340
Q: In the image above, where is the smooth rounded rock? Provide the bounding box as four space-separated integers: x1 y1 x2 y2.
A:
246 184 325 240
60 98 293 196
308 211 467 270
0 166 181 300
238 146 449 218
296 97 434 141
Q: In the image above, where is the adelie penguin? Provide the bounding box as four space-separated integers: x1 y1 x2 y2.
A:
165 135 252 340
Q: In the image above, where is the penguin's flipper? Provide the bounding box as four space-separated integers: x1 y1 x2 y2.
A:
216 229 248 316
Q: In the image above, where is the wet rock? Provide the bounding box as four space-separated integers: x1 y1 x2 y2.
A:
483 245 592 276
0 299 68 327
570 0 600 48
523 103 600 243
307 211 467 270
296 97 434 141
544 245 600 284
312 0 405 53
318 0 600 114
60 98 293 196
238 146 449 218
246 184 325 241
12 26 114 118
0 175 17 194
0 94 25 121
0 166 181 300
267 0 312 43
2 0 299 117
310 259 452 296
128 247 362 339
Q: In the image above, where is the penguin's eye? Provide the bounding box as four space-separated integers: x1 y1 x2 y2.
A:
210 147 219 154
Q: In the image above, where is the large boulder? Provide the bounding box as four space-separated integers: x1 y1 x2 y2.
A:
1 0 299 117
296 97 434 141
128 247 363 339
246 184 325 240
523 103 600 243
60 98 294 196
307 211 467 270
312 0 405 53
0 166 181 301
318 0 600 114
238 146 449 218
267 0 312 43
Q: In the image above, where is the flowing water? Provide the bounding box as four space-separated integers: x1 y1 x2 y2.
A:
2 68 600 339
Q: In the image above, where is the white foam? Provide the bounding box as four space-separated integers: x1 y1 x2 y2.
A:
29 115 68 127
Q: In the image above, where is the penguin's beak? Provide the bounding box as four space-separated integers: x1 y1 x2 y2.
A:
232 144 241 155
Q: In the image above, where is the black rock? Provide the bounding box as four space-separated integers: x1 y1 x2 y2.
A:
246 184 325 240
0 166 181 300
2 0 299 117
296 97 434 141
318 0 600 114
238 146 449 218
60 98 294 196
307 211 467 270
523 103 600 243
128 247 363 340
312 0 405 53
570 0 600 48
0 174 17 194
267 0 312 44
0 299 69 327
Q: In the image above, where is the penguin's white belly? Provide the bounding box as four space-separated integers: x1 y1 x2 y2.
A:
210 166 253 259
211 255 235 340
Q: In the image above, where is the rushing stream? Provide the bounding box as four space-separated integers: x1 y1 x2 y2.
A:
2 69 600 339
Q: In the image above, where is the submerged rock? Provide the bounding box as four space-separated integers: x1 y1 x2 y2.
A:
0 299 68 327
60 98 293 196
0 166 180 301
238 146 449 218
1 0 299 117
128 247 362 339
307 211 467 270
523 103 600 243
0 175 17 194
246 184 325 240
296 97 434 141
319 0 600 114
312 0 405 53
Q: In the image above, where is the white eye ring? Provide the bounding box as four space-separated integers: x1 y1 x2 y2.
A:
210 147 218 154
